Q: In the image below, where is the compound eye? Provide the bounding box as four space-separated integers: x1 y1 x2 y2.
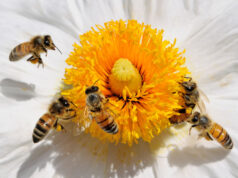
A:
59 97 69 107
85 88 91 94
192 116 199 123
91 86 99 92
187 85 195 91
44 40 50 46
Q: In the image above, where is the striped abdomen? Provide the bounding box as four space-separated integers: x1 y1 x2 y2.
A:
94 111 118 134
9 42 32 61
209 123 233 149
32 113 57 143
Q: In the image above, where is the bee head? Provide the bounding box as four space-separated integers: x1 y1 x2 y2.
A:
182 81 197 92
58 97 70 107
43 35 55 50
188 112 200 124
85 86 99 95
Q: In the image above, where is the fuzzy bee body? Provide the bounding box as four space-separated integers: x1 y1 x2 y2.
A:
9 42 33 61
90 109 118 134
85 85 118 134
9 35 60 67
209 122 233 149
32 113 57 143
188 112 233 149
32 97 76 143
169 77 199 124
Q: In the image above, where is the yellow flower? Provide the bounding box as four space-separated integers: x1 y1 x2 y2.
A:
63 20 189 146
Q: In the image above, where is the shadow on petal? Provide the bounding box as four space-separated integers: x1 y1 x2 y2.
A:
17 131 159 178
168 145 230 167
0 78 36 101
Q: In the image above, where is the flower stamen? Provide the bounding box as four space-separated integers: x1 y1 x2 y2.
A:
109 58 142 97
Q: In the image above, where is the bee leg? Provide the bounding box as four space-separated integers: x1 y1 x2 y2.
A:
189 124 197 135
62 109 77 121
205 132 213 141
58 124 66 132
40 46 48 56
26 55 36 61
84 107 90 119
37 58 44 68
54 121 66 132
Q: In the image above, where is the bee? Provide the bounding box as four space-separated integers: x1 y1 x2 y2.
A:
85 85 118 134
9 35 61 67
188 111 233 149
169 77 206 124
32 97 76 143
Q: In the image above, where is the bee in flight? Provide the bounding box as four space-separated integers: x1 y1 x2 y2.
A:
84 84 118 134
187 111 233 149
169 76 207 124
9 35 61 68
32 97 76 143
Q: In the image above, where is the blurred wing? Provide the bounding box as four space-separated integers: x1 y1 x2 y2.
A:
197 98 207 113
198 88 209 103
72 107 92 136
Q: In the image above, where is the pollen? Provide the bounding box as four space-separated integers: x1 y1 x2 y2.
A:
62 20 189 146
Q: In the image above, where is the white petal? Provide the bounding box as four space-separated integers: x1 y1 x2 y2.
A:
0 0 238 178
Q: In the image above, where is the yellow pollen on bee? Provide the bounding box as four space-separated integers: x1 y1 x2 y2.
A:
109 58 142 97
56 124 62 132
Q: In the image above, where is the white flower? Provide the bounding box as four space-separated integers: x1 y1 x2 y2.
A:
0 0 238 178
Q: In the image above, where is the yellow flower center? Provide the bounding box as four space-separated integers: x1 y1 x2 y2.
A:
109 58 142 97
62 20 190 146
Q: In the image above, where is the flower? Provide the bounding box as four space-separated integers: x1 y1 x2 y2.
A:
0 1 238 178
63 19 189 146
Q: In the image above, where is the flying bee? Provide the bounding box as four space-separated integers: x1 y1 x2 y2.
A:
169 77 207 124
9 35 61 67
84 85 118 134
32 97 76 143
187 111 233 149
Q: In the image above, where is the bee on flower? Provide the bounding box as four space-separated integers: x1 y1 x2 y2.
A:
62 20 190 146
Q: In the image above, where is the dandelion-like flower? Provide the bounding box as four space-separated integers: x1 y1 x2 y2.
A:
0 1 238 178
63 20 189 145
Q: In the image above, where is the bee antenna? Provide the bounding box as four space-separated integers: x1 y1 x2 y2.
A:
53 43 62 54
184 76 192 81
92 79 100 86
70 101 78 108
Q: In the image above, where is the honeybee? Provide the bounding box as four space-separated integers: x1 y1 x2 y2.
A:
32 97 76 143
85 85 118 134
169 77 206 124
9 35 61 67
169 77 199 124
188 111 233 149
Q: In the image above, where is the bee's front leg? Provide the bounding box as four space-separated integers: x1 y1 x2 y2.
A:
40 46 48 56
63 108 77 121
54 120 66 132
189 124 197 135
37 57 44 68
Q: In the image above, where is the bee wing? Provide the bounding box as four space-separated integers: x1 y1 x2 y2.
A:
198 88 209 103
197 98 207 113
72 107 92 136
